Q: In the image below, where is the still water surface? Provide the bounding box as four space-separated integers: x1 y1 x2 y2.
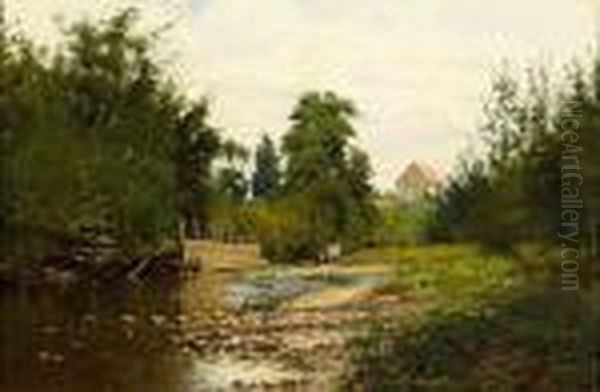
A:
1 268 386 391
0 272 241 392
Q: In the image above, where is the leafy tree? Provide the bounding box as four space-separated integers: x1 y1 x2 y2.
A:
0 23 14 259
216 139 249 202
173 101 220 238
426 159 492 242
208 139 252 241
216 168 248 201
282 91 357 253
251 134 281 200
260 91 375 261
52 10 183 254
574 57 600 257
428 56 600 256
0 11 221 274
283 91 357 193
344 147 378 246
427 71 552 249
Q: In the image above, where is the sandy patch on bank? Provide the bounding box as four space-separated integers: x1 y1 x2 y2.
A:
282 264 394 310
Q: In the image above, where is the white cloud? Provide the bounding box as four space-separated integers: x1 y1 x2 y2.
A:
5 0 597 188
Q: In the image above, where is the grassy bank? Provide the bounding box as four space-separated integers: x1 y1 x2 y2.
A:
341 245 597 391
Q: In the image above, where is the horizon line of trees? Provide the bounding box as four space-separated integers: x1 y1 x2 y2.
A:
4 8 599 282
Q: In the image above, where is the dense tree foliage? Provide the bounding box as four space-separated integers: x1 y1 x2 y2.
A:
258 91 376 262
173 101 220 239
0 11 397 272
428 57 600 257
0 11 221 275
215 139 249 202
206 139 254 241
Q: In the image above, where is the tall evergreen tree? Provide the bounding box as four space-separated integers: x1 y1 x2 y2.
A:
251 134 281 200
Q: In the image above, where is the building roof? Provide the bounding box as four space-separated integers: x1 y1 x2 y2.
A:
396 161 443 188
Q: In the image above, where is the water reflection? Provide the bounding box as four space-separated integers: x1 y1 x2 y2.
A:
1 266 387 391
0 274 221 392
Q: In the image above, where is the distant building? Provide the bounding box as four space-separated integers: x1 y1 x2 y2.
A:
395 161 443 204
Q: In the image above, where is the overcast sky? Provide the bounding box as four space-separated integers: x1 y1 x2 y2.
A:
6 0 599 189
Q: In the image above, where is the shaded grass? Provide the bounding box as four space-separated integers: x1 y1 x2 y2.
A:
341 245 598 392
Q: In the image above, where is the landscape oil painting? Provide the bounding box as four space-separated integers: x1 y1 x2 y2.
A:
0 0 598 391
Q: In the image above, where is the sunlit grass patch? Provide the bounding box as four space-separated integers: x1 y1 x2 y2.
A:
351 244 518 311
341 245 597 392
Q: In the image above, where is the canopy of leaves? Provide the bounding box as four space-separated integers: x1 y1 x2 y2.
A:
0 11 220 265
257 91 376 262
428 55 600 255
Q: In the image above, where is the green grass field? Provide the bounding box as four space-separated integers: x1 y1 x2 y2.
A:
341 245 598 392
